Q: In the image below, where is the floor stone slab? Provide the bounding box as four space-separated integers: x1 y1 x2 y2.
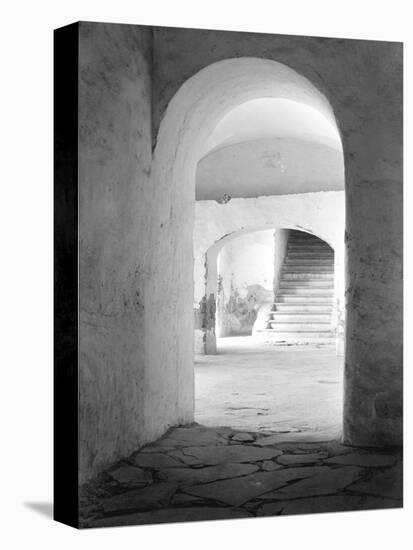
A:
140 445 177 453
277 451 328 465
167 449 205 465
273 441 351 457
184 466 327 506
255 432 340 446
157 426 229 447
171 493 208 505
260 466 363 500
101 482 178 514
181 444 282 465
324 453 397 468
347 462 402 500
130 453 183 470
158 463 258 486
261 460 284 472
107 464 152 487
232 432 255 443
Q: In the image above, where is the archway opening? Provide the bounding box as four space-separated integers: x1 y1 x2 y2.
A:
152 57 345 443
195 226 343 439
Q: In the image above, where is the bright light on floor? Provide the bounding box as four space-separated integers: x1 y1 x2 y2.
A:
195 336 343 440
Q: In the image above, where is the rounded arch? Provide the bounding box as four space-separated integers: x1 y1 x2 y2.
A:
209 224 335 257
148 56 344 430
153 57 342 194
201 225 341 354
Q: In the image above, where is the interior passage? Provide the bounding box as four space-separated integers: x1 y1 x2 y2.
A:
195 336 343 439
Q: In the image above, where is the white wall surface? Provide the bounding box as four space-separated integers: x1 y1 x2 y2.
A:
216 230 275 336
196 137 344 199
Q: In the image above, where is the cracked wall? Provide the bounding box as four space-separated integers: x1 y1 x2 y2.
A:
216 230 275 336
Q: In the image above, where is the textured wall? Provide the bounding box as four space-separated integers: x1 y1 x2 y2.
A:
78 23 154 482
216 231 275 336
273 229 290 296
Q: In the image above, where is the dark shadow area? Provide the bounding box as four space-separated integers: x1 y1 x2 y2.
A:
78 424 402 528
24 502 53 519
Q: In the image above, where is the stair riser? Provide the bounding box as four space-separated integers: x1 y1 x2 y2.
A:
278 289 334 297
286 252 334 262
274 302 333 310
279 282 334 289
283 268 333 274
289 239 326 244
286 259 334 265
270 314 331 322
268 322 332 331
275 295 333 303
281 273 334 279
288 246 332 252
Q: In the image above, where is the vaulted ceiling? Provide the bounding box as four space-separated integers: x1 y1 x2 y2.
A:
196 98 344 200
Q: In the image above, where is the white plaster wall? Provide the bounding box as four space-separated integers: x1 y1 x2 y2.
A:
215 230 275 336
273 229 290 295
194 191 344 302
196 138 344 200
78 23 154 483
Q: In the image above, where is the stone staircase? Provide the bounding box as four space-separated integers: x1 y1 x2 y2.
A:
261 230 335 345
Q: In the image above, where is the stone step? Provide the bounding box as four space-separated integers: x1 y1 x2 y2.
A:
279 280 334 288
275 294 333 303
281 272 334 279
260 330 334 339
278 287 334 296
283 266 333 273
288 248 332 255
288 252 334 259
269 312 331 322
288 242 331 248
289 238 325 243
268 321 332 331
285 258 334 265
271 300 333 314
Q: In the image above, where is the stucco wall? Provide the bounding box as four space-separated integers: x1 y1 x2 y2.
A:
216 230 275 336
78 23 195 484
196 138 344 200
78 23 154 482
273 229 290 296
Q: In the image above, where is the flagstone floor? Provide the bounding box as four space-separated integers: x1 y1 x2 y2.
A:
79 424 402 528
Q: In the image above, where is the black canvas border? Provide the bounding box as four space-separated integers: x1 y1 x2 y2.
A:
53 22 79 528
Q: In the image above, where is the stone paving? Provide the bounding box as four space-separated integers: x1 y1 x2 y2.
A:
79 424 403 528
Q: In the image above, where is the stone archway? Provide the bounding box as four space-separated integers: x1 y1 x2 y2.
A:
193 193 345 356
151 54 402 450
151 57 348 438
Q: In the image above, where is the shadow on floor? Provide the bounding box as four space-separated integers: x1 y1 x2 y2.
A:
24 502 53 519
79 424 402 529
